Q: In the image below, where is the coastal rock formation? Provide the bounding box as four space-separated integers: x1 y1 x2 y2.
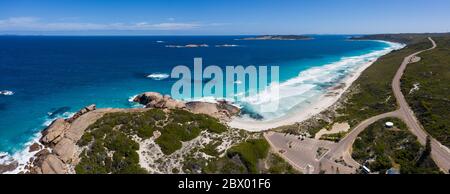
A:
53 138 76 163
40 154 67 174
40 104 96 145
0 161 18 174
66 104 96 123
28 104 98 174
133 92 186 109
133 92 240 121
186 101 240 121
239 35 312 40
40 119 70 144
29 143 42 152
19 92 240 174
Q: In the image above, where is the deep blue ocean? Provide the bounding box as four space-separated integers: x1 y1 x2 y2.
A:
0 35 399 158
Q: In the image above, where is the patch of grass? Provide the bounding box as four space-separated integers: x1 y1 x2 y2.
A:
352 118 440 174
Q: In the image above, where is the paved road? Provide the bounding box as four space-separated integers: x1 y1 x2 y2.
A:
264 132 355 174
325 37 450 173
266 37 450 173
391 38 450 172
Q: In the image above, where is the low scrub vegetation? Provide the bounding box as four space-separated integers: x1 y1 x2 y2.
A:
352 118 440 174
75 108 228 174
186 138 298 174
336 38 432 127
401 37 450 148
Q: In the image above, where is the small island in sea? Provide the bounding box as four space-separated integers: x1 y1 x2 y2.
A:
239 35 313 40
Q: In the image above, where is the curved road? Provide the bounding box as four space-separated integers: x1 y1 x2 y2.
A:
324 37 450 173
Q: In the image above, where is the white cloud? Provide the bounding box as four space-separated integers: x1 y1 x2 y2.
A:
0 17 39 26
0 17 203 31
149 22 200 30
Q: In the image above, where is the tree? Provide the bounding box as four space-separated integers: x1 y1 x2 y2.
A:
417 135 432 166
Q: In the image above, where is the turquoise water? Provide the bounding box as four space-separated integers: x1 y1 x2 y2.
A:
0 35 401 159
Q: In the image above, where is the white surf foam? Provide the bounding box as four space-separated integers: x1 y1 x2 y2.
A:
146 73 170 80
0 111 76 174
3 132 45 174
236 41 405 120
42 112 75 127
215 44 240 48
0 90 14 96
128 95 145 108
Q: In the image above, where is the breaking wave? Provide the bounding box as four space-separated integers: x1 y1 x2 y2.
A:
236 41 405 120
0 90 14 96
0 111 75 174
146 73 170 80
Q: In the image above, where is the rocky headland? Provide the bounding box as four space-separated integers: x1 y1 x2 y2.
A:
2 92 242 174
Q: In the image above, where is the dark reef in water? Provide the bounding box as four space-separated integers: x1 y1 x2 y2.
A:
240 108 264 120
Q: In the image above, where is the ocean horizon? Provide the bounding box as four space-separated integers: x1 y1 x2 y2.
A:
0 35 403 166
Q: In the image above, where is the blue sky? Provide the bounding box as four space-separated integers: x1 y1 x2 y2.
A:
0 0 449 35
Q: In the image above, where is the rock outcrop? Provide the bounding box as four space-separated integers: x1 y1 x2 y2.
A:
133 92 186 109
66 104 96 123
28 104 97 174
52 138 76 163
28 143 42 152
19 92 240 174
185 101 240 121
0 161 18 174
40 154 67 174
40 119 70 145
133 92 240 121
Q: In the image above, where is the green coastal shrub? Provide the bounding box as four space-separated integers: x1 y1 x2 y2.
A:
154 110 227 155
227 139 269 173
352 118 440 174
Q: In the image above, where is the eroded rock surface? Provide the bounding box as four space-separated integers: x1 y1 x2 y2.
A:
134 92 240 121
29 104 98 174
133 92 186 109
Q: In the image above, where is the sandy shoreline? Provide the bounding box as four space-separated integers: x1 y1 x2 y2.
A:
229 42 403 131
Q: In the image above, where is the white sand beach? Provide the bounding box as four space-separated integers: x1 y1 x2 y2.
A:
228 56 385 132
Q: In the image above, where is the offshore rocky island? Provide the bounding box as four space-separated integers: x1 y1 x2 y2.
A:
239 35 313 40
